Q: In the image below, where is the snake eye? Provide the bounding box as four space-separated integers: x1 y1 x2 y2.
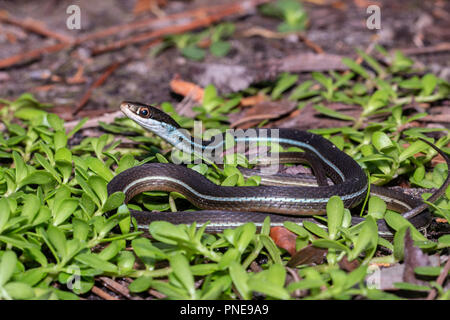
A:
138 107 150 118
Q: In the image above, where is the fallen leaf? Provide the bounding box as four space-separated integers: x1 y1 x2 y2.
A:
287 244 327 267
192 63 258 94
403 229 431 285
133 0 167 15
188 53 349 95
170 75 204 102
338 255 360 272
240 94 267 107
270 226 297 255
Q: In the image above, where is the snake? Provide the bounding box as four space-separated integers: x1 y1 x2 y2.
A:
107 101 450 237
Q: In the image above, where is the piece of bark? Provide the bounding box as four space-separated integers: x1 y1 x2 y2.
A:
229 100 297 129
266 102 360 130
190 53 349 94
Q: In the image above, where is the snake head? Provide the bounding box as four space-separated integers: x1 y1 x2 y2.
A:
120 101 181 129
121 101 153 119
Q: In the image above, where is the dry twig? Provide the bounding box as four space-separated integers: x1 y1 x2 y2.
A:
0 11 74 43
72 61 122 115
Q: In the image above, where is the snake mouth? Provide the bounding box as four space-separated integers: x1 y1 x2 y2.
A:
120 101 139 115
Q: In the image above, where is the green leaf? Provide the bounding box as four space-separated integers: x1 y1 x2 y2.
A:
349 216 378 261
32 206 51 226
148 221 190 245
18 171 54 189
420 74 437 96
312 72 333 90
75 253 118 273
272 73 298 100
53 198 78 226
372 131 393 151
102 192 125 213
13 267 46 286
283 221 309 238
87 176 108 205
155 153 168 163
14 107 46 120
63 275 94 295
200 275 231 300
345 265 368 289
132 237 166 267
76 174 100 208
25 247 48 267
98 241 123 261
87 157 114 181
221 173 239 187
181 45 205 61
55 147 72 162
0 198 11 233
47 113 64 131
170 253 196 298
414 266 446 277
399 140 429 163
236 223 256 253
438 234 450 248
4 282 35 299
117 251 135 272
247 277 290 300
47 225 67 260
287 279 325 292
0 235 32 250
203 84 221 113
228 261 251 300
356 49 385 77
210 41 231 57
67 117 88 138
190 263 219 276
129 276 152 293
312 239 349 253
289 85 319 100
326 195 344 240
117 154 135 174
13 151 27 183
399 76 422 89
260 235 282 264
342 57 370 79
73 219 90 242
53 130 67 150
21 194 40 223
393 225 408 261
393 282 430 292
384 211 427 242
151 280 190 299
218 248 240 270
413 165 425 182
303 221 328 239
98 217 119 236
313 104 355 122
391 51 414 72
368 196 387 219
0 251 17 287
366 90 390 113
